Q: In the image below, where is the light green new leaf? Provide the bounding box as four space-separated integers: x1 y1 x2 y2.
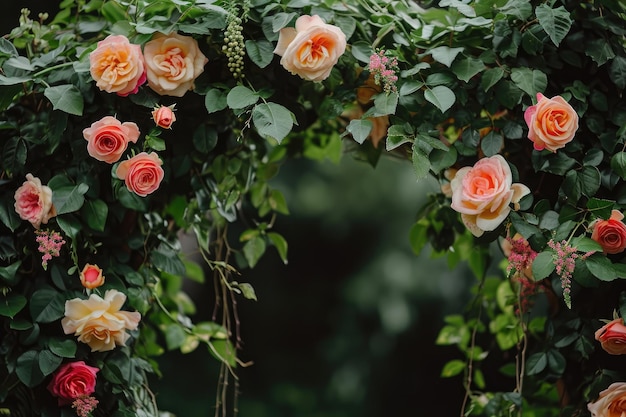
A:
227 85 259 109
44 85 84 116
267 232 288 264
535 4 572 46
510 67 547 97
245 39 275 69
424 85 455 113
252 102 294 143
243 235 266 268
440 359 465 377
345 119 373 145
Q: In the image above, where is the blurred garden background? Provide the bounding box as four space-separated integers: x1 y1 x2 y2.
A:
2 2 477 416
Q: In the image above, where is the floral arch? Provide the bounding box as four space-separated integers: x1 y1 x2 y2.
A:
1 0 626 416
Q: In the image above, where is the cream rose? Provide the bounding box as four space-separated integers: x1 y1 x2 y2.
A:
143 32 208 97
273 15 347 82
14 173 56 229
83 116 140 164
116 152 165 197
89 34 146 96
524 92 579 152
61 289 141 352
450 155 530 237
588 382 626 417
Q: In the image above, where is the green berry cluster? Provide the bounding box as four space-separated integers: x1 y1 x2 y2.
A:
222 6 247 79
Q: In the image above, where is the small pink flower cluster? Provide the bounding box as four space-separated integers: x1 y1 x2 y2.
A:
505 235 537 279
547 239 592 309
367 50 399 93
35 229 65 270
72 396 99 417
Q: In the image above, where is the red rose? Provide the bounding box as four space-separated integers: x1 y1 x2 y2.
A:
47 361 99 405
591 210 626 254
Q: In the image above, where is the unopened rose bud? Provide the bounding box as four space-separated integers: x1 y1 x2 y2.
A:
151 105 176 129
80 264 105 289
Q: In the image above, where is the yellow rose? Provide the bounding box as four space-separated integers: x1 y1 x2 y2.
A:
143 32 208 97
89 34 146 96
273 15 347 82
62 289 141 352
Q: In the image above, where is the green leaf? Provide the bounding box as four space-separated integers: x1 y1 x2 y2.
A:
29 288 65 323
0 261 21 285
611 152 626 180
451 57 485 82
440 359 465 377
43 85 84 116
164 323 187 350
192 124 218 153
245 39 275 69
51 183 89 215
252 102 294 143
532 251 556 280
205 88 228 113
411 145 431 181
226 85 259 109
570 236 603 253
429 46 464 67
82 199 108 232
16 350 45 387
243 236 266 268
586 38 616 66
48 338 77 358
424 86 455 113
586 253 618 281
235 282 258 301
56 215 81 241
510 67 547 97
151 246 186 276
38 350 62 376
480 131 503 157
525 352 548 375
267 232 288 264
535 4 572 46
586 198 615 220
345 119 373 145
610 56 626 89
0 293 27 318
208 339 237 367
373 92 399 116
481 67 505 91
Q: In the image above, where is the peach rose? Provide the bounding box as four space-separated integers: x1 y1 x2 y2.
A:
273 15 347 82
89 34 146 96
595 318 626 355
62 289 141 352
83 116 140 164
524 92 579 152
14 174 56 229
152 104 176 129
80 264 105 290
116 152 164 197
47 361 99 405
590 210 626 254
450 155 530 237
143 32 208 97
588 382 626 417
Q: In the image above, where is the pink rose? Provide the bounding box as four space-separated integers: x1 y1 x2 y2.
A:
47 361 99 405
588 382 626 417
143 32 208 97
89 34 146 96
152 104 176 129
116 152 164 197
273 15 347 82
14 174 56 229
80 264 105 290
450 155 530 237
83 116 140 163
590 210 626 254
524 92 579 152
595 318 626 355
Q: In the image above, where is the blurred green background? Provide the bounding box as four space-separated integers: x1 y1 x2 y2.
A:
1 3 471 415
153 155 471 416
